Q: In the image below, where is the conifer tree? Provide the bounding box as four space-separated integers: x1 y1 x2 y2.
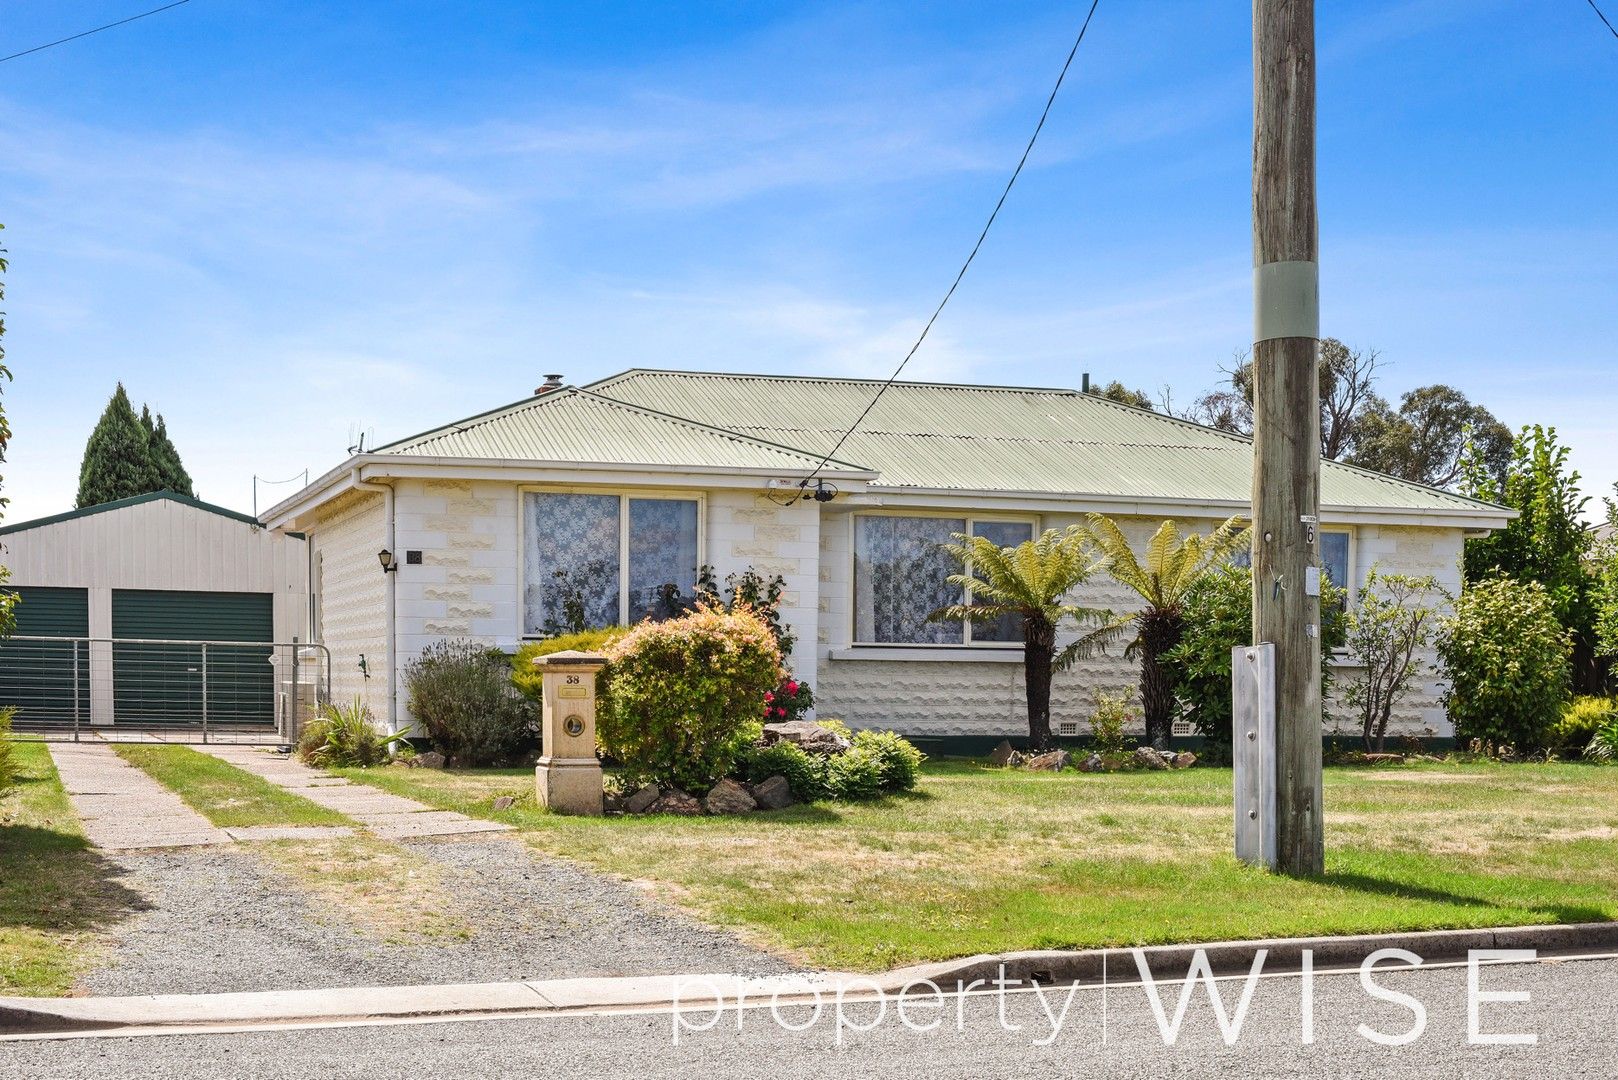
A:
140 406 193 496
76 384 160 507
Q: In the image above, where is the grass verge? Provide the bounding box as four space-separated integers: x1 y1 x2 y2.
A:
257 835 473 943
114 745 349 828
0 744 146 995
342 759 1618 971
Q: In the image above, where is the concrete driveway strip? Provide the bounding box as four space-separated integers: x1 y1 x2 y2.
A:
47 744 232 851
197 746 510 839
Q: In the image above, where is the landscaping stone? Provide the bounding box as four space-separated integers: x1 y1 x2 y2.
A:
603 791 626 814
415 751 447 769
1132 746 1172 770
1078 753 1104 773
1364 752 1405 764
1023 750 1070 772
492 796 515 811
702 779 757 815
648 788 702 816
625 784 662 814
751 774 795 810
988 740 1017 767
761 719 851 755
1170 752 1198 769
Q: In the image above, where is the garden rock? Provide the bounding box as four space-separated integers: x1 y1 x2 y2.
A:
751 774 795 810
603 791 626 814
762 720 851 755
1132 746 1172 770
702 779 757 815
492 796 515 811
1024 750 1070 772
625 784 662 815
1170 752 1198 769
1078 753 1104 773
1364 753 1404 765
414 751 446 770
649 788 702 816
989 740 1017 767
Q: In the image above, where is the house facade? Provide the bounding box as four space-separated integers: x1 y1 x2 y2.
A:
261 370 1513 748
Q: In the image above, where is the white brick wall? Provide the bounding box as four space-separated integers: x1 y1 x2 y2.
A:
704 490 820 679
816 511 1468 741
310 490 388 719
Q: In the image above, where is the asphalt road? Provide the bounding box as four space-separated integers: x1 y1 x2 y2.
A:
7 956 1615 1079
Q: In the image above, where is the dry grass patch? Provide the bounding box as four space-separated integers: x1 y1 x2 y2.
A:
258 836 472 943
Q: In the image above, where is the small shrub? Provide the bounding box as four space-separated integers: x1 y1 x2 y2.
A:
695 565 797 656
297 699 405 767
1162 563 1344 761
735 740 832 801
1088 690 1135 757
1439 576 1571 752
1553 696 1618 752
599 605 782 793
406 640 540 766
849 729 924 792
764 677 813 723
1587 718 1618 763
511 627 626 701
826 745 886 801
0 707 17 796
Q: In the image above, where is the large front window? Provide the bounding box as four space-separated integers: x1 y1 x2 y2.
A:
853 514 1035 645
523 492 699 636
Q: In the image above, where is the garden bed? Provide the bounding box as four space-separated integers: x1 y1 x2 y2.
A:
342 757 1618 971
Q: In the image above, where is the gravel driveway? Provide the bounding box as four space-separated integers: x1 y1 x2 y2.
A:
84 836 789 996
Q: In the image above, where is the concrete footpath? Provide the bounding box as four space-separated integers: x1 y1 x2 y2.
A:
197 746 511 840
5 922 1614 1042
48 744 234 851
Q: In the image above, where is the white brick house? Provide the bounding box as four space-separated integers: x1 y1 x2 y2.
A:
261 370 1512 748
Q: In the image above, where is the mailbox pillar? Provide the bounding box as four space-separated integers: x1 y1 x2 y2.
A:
534 650 606 816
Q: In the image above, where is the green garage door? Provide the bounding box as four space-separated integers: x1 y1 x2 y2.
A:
0 587 91 724
111 590 275 727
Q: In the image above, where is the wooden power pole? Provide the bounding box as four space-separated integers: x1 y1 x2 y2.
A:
1252 0 1323 876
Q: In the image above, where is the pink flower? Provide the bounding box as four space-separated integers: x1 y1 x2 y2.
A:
773 707 787 717
785 680 799 694
764 691 775 703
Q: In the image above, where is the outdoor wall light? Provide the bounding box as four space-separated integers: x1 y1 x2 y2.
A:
378 548 398 573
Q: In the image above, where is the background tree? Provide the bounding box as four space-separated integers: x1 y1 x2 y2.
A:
1348 385 1513 490
1086 380 1155 411
932 528 1114 750
1341 570 1446 752
1184 339 1381 459
1589 490 1618 665
1083 514 1249 749
76 384 160 507
1461 425 1604 692
141 406 194 497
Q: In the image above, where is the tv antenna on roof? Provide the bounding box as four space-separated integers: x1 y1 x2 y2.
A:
346 423 374 456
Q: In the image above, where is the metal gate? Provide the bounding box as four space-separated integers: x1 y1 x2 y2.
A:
0 636 331 744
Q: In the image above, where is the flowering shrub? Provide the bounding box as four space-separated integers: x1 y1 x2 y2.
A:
510 627 626 701
599 605 782 793
764 677 813 723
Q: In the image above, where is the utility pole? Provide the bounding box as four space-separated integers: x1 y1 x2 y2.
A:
1251 0 1323 875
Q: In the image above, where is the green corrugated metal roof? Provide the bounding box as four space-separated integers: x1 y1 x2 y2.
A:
377 387 870 473
582 369 1508 514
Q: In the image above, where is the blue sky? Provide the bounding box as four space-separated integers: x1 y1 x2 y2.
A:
2 1 1615 522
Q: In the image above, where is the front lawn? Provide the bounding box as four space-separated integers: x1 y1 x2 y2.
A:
342 760 1618 971
113 745 350 828
0 744 146 995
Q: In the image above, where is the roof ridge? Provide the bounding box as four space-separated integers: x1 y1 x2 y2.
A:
587 367 1084 397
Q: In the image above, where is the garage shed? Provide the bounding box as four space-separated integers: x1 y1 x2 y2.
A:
0 491 311 737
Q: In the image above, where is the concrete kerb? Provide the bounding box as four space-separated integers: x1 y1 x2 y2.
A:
4 922 1615 1041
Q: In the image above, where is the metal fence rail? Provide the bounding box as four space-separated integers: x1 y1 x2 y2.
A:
0 636 331 744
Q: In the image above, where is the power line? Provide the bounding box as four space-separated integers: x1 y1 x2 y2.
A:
795 0 1103 493
1588 0 1618 40
0 1 194 66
